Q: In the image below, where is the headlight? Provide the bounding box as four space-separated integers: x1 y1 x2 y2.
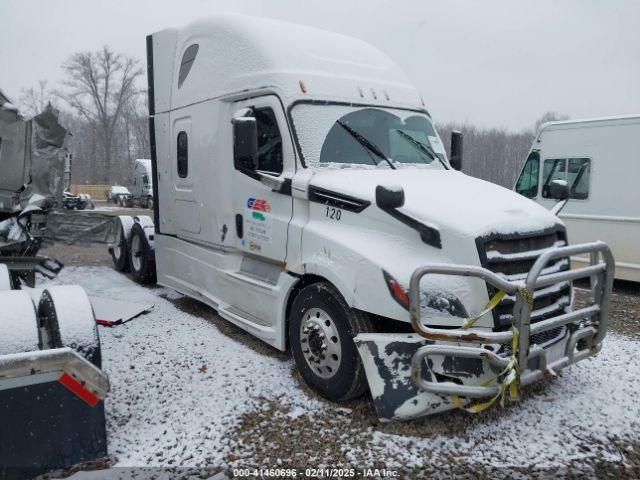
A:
383 269 468 318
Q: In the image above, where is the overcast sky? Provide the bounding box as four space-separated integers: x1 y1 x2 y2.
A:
1 0 638 130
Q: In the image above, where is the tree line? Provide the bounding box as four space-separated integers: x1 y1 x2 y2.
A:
18 45 568 190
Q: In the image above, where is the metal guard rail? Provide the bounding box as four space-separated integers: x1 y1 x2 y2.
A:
408 241 614 398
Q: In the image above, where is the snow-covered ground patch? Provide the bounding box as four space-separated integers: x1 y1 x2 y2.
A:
48 267 640 475
49 267 321 467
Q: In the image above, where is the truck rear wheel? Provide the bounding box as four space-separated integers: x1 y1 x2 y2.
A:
111 222 130 272
128 223 156 284
289 281 373 402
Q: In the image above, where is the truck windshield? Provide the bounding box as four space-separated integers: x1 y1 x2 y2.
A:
291 104 448 169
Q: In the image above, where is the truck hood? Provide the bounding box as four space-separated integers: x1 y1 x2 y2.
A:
309 168 561 239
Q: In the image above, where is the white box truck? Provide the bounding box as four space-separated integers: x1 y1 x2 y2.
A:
110 15 614 420
515 115 640 282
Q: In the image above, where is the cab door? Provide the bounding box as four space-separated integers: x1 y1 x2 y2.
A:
231 95 295 263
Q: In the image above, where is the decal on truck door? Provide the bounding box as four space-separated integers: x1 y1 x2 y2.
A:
244 198 273 248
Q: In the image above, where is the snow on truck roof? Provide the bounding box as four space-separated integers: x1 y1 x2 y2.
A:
537 113 640 134
153 14 423 113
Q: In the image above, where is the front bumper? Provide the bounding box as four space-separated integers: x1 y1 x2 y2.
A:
354 241 614 421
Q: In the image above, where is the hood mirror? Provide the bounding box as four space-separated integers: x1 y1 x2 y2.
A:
548 179 569 200
450 131 463 171
376 185 405 210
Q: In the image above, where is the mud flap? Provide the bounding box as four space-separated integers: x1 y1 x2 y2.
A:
354 333 498 421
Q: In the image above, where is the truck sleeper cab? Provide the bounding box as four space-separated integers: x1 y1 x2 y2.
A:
111 14 614 420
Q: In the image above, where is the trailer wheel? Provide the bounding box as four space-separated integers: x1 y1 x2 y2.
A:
0 290 40 355
289 281 373 402
111 221 130 272
128 223 156 284
38 286 101 367
147 197 154 210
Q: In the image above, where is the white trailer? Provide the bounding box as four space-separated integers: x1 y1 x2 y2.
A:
111 14 614 420
515 115 640 282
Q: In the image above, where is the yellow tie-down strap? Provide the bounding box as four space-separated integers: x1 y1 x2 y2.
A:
453 287 534 413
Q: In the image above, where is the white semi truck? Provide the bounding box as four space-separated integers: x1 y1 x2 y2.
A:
111 15 614 420
108 159 154 208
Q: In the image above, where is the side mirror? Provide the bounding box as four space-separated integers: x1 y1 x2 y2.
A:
450 131 463 171
549 179 569 200
376 185 405 210
232 117 258 171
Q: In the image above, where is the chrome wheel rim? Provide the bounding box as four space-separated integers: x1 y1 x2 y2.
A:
131 235 142 271
299 307 341 379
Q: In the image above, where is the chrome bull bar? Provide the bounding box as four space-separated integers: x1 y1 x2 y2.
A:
408 241 614 398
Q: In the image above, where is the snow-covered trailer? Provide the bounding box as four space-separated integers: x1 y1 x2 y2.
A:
515 115 640 282
0 92 111 478
112 14 615 420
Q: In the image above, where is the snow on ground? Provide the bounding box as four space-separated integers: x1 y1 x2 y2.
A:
49 267 324 467
49 267 640 475
93 204 129 212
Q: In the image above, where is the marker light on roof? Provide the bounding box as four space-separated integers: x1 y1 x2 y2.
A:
357 86 364 98
298 80 307 93
384 90 390 101
371 88 377 99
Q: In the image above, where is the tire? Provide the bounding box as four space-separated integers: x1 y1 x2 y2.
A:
111 221 130 272
128 223 156 284
39 286 101 368
147 197 154 210
289 281 373 402
0 290 39 355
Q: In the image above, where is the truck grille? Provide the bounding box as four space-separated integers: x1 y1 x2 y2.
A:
476 228 571 333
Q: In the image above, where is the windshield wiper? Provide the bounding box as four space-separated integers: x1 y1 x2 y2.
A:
337 121 396 170
394 129 449 170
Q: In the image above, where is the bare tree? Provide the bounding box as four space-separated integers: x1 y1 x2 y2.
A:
19 80 56 117
534 111 570 130
57 46 142 183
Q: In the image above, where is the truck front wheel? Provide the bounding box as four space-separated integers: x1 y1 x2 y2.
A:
289 282 373 402
128 223 156 283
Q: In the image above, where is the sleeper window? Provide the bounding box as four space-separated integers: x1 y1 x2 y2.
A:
177 131 188 178
178 44 199 89
254 108 283 174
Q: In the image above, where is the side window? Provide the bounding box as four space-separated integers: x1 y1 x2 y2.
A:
142 174 149 186
177 131 188 178
515 152 540 198
542 159 567 198
542 158 590 199
567 158 590 199
254 108 283 174
133 177 137 186
178 44 199 89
